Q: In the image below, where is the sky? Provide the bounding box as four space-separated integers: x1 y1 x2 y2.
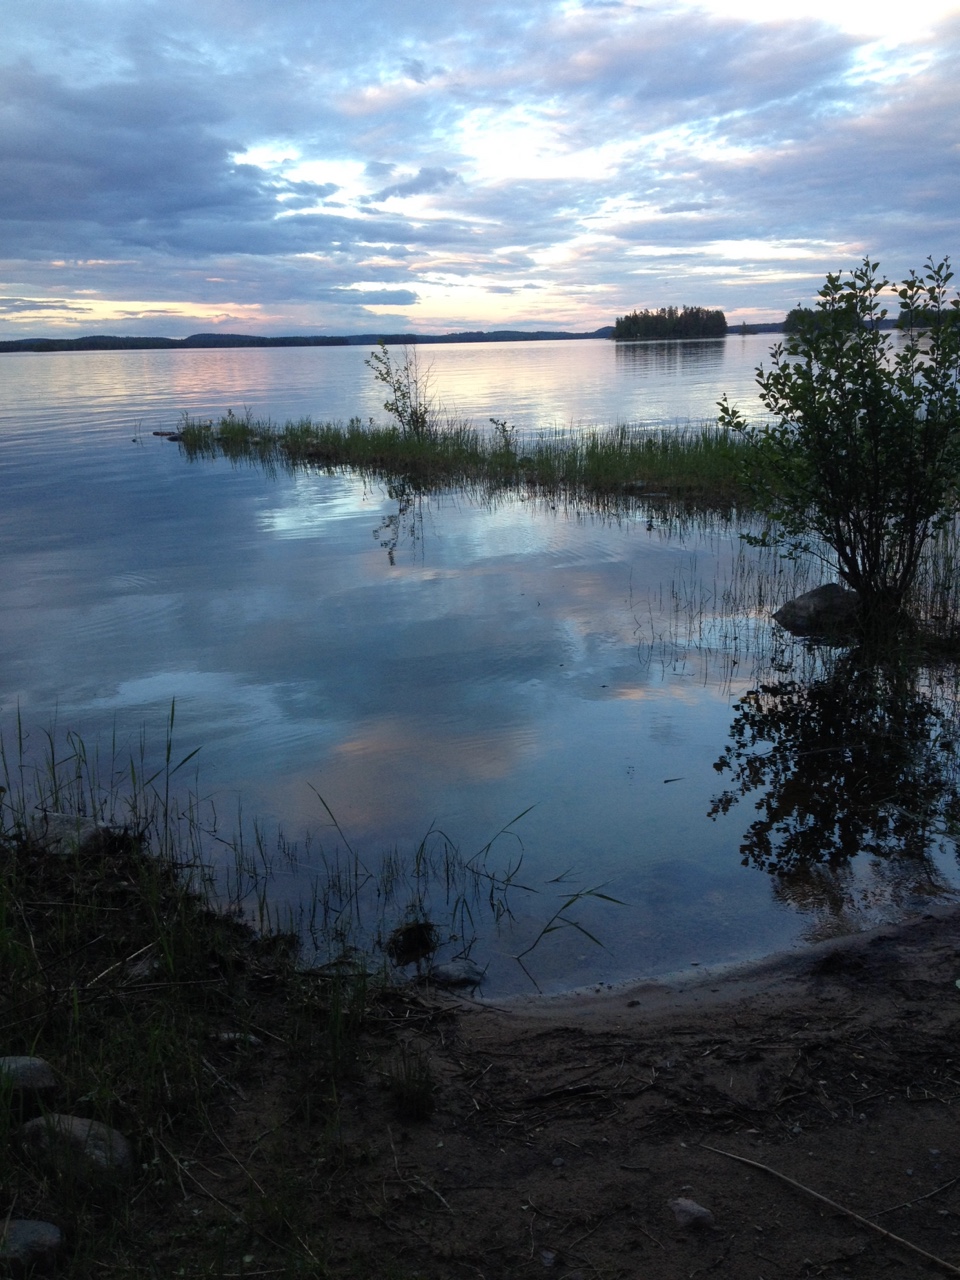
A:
2 0 959 336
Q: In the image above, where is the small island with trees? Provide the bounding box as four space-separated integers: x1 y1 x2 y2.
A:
613 304 727 341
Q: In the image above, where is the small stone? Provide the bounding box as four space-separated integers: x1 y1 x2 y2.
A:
18 1115 133 1188
215 1032 262 1047
0 1220 62 1275
427 960 485 990
0 1057 58 1097
669 1197 716 1229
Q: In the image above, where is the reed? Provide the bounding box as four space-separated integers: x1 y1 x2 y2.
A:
178 408 754 507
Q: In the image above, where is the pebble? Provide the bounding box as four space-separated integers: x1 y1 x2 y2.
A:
427 960 485 990
669 1197 716 1229
215 1032 262 1047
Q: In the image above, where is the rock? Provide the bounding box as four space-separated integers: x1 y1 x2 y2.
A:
214 1031 262 1047
17 1115 133 1189
386 920 438 967
0 1058 59 1120
773 583 860 636
26 813 130 858
0 1057 58 1097
0 1220 62 1275
427 960 485 990
669 1196 716 1229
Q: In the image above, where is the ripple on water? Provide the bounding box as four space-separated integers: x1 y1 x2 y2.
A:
66 594 181 643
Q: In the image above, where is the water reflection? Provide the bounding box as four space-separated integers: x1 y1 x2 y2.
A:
374 483 424 565
7 334 956 991
614 338 727 377
710 647 960 929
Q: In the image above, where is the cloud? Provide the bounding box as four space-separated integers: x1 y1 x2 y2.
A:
367 167 461 202
0 0 956 333
0 297 94 314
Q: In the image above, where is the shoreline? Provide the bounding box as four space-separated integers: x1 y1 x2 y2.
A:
481 899 960 1024
7 818 960 1276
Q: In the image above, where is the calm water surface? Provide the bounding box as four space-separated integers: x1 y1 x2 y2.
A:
2 338 957 993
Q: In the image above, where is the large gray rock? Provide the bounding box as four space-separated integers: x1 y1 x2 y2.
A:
0 1058 59 1121
26 813 123 858
17 1115 133 1188
0 1220 62 1275
0 1057 58 1098
773 584 860 636
427 959 485 990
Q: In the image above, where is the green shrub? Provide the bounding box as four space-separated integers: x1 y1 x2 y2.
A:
720 257 960 628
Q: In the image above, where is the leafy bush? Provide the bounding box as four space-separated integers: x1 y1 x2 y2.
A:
366 341 434 440
719 257 960 627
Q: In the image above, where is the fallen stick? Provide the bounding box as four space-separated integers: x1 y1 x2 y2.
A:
700 1142 960 1278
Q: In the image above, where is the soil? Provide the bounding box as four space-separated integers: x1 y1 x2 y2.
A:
181 906 960 1279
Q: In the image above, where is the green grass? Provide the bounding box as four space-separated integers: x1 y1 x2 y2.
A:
178 409 755 507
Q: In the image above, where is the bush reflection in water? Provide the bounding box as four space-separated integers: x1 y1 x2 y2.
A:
711 644 960 930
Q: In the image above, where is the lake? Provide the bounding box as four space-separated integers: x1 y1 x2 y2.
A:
2 336 958 994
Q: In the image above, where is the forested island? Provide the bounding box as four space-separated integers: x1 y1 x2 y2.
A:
613 305 728 340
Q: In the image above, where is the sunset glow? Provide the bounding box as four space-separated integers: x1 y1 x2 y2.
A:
3 0 958 335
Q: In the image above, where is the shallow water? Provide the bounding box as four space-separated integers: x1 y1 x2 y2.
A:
2 337 958 994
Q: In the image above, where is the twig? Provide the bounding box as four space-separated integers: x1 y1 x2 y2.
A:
635 1222 665 1249
154 1134 239 1219
566 1216 609 1250
413 1175 452 1211
872 1176 960 1219
208 1124 266 1197
386 1126 451 1211
700 1143 960 1277
88 941 156 987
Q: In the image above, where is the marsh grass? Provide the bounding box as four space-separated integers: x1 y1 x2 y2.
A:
0 718 399 1275
0 709 624 1274
178 408 753 507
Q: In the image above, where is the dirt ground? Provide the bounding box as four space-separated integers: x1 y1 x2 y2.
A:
171 907 960 1279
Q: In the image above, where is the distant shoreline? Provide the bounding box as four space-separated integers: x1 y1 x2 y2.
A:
0 323 788 354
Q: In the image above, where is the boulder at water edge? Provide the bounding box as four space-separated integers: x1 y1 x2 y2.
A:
773 584 860 637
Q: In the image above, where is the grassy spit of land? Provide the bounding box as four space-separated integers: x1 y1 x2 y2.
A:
176 410 755 508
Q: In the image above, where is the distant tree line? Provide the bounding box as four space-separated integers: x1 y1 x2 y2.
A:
613 305 727 341
0 327 616 354
784 305 899 334
895 307 960 330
